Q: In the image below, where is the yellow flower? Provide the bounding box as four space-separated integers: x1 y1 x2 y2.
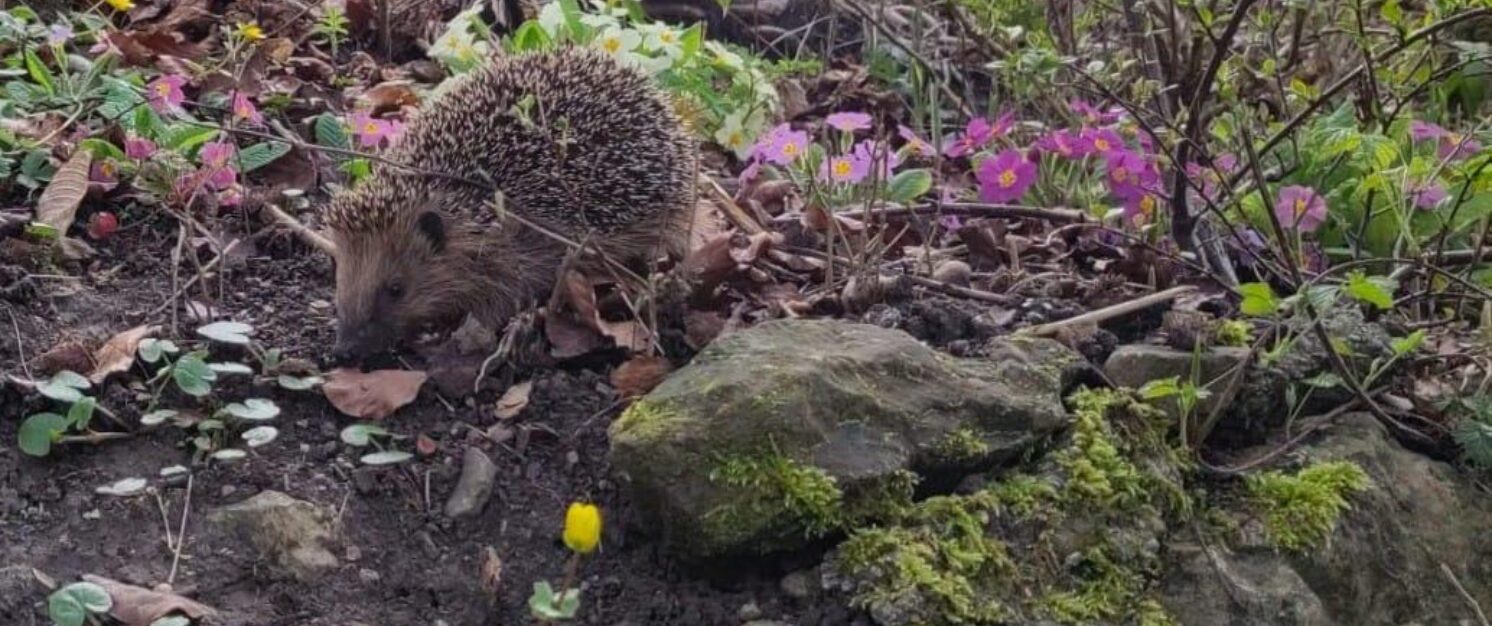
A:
563 502 602 554
236 22 265 42
104 0 135 11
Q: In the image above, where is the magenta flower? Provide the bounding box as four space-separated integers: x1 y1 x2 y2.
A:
90 159 120 192
990 111 1016 137
943 117 996 159
47 24 74 46
198 141 238 190
854 140 900 179
1071 100 1124 125
938 213 962 232
898 125 935 159
1034 129 1084 160
976 149 1037 203
1123 190 1163 224
820 153 870 184
825 111 872 133
146 75 187 114
1275 185 1328 232
756 123 809 166
348 111 403 149
231 92 263 125
1409 182 1448 210
1081 127 1125 156
218 185 243 207
738 158 762 185
124 135 156 160
1104 150 1159 200
1410 120 1447 143
1439 133 1482 161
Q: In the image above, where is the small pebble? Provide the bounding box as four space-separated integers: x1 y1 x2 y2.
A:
358 568 380 584
738 602 763 621
345 545 362 562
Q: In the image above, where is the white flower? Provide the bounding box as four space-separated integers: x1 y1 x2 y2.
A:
593 27 641 60
580 12 619 31
537 2 566 37
638 22 683 58
429 26 489 72
704 40 744 70
635 52 673 75
714 110 756 159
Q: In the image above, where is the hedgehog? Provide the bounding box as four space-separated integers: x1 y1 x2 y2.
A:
321 47 697 361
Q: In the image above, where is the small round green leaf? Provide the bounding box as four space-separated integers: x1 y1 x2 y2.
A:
140 409 179 426
223 398 279 421
277 374 323 390
96 477 148 497
66 396 96 430
212 448 248 461
209 362 256 375
49 582 112 626
340 424 389 446
172 354 216 397
19 413 68 457
242 425 279 447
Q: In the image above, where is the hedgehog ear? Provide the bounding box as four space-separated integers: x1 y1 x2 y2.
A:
415 211 446 252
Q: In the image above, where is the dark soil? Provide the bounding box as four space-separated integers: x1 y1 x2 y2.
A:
0 211 869 626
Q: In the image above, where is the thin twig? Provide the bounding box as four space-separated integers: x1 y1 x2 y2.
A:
264 204 336 254
5 304 31 381
1441 562 1492 626
167 474 193 585
150 239 243 317
1021 285 1198 337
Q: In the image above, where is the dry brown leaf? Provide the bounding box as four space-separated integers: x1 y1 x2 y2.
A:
599 319 653 353
322 368 427 420
611 355 673 399
88 325 156 384
681 233 738 287
33 339 94 377
479 546 503 600
543 308 607 359
36 150 91 234
684 311 725 350
358 82 421 115
493 381 533 420
81 574 216 626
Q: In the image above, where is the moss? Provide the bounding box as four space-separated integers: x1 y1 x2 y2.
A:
1214 319 1252 347
703 451 844 548
833 493 1014 625
1246 460 1370 551
934 428 993 465
1037 545 1174 626
988 473 1058 518
843 469 920 526
1056 389 1148 509
611 399 686 439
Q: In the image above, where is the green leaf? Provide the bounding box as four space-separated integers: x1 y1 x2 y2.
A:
1380 0 1403 27
242 425 279 447
1392 330 1426 357
48 582 112 626
277 374 323 390
529 581 581 620
1138 377 1181 400
1303 372 1343 388
24 49 54 95
196 321 254 344
314 113 350 152
209 362 256 375
340 423 390 446
341 158 372 181
37 371 90 402
79 138 126 162
679 23 703 58
509 21 552 52
151 616 193 626
24 221 60 240
140 409 178 426
361 450 414 465
222 398 280 421
172 353 216 397
138 338 178 363
236 141 291 173
886 169 933 204
67 396 96 431
1344 271 1395 310
558 0 585 39
19 413 68 456
1238 282 1280 317
163 125 220 152
212 448 248 461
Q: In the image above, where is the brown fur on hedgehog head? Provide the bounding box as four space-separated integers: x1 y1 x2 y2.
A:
321 176 551 362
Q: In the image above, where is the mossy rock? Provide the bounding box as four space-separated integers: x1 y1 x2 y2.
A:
608 319 1076 558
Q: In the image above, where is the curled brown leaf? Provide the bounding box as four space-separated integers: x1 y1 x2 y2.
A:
322 368 427 420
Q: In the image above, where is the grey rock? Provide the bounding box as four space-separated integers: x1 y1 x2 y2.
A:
209 490 338 582
1103 344 1250 423
738 602 763 621
443 447 498 519
609 320 1075 558
780 570 815 600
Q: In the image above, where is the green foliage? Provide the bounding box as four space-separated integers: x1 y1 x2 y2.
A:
1238 282 1280 317
1214 319 1253 347
1246 460 1371 551
48 582 111 626
529 581 581 621
1039 545 1163 625
1446 394 1492 468
312 5 351 54
1056 389 1148 508
933 428 993 465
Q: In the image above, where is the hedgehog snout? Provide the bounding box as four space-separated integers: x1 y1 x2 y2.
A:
331 320 392 364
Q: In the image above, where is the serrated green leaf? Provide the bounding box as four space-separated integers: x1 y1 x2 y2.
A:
163 125 220 152
24 49 53 95
314 114 350 152
1392 329 1426 357
886 169 933 204
19 413 68 456
1238 282 1279 317
48 582 111 626
79 138 126 162
242 425 279 447
236 141 292 173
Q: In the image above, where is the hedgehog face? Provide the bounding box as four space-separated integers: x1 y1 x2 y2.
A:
330 211 457 362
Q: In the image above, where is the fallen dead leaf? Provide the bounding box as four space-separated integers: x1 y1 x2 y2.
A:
611 355 673 399
493 381 533 420
322 368 427 420
81 574 216 626
684 311 726 350
33 339 94 377
599 319 653 353
479 546 503 601
416 433 438 456
357 81 421 115
88 325 156 384
36 150 91 235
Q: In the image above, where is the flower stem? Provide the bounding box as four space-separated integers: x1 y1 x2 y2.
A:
553 553 580 611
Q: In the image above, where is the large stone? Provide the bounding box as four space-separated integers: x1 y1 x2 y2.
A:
1102 344 1250 424
1160 413 1492 625
208 490 339 582
608 319 1075 558
443 447 498 519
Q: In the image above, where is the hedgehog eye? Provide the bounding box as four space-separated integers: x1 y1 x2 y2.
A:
384 283 405 300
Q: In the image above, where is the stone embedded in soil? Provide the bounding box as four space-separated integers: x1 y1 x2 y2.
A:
608 319 1076 558
1160 412 1492 625
0 565 34 615
1102 344 1250 422
443 447 499 519
207 490 339 583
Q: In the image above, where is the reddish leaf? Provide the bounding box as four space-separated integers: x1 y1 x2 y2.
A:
416 433 438 456
357 82 421 115
87 212 119 241
322 368 427 420
611 355 673 399
88 324 156 384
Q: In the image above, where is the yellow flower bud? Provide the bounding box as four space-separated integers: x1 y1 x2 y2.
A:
104 0 135 11
237 22 265 43
563 502 602 554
